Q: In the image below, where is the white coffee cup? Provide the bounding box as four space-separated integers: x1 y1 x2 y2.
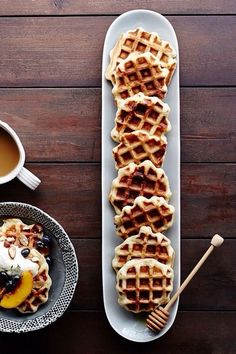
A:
0 120 41 190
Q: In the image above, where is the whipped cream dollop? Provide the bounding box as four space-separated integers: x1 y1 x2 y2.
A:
0 242 39 277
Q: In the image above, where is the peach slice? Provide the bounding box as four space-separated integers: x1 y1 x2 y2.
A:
0 271 33 309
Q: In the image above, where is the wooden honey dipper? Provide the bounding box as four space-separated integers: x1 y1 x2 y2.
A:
146 234 224 332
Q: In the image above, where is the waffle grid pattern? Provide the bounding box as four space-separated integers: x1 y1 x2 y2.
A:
111 93 171 142
116 258 173 313
114 196 174 238
112 130 167 169
112 226 174 272
112 52 169 100
17 249 52 313
109 160 171 214
106 27 176 84
107 27 176 316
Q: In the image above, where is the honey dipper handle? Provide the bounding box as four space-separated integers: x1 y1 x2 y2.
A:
165 234 224 311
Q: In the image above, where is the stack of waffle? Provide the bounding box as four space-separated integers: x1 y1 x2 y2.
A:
17 248 52 313
0 218 52 313
106 27 176 313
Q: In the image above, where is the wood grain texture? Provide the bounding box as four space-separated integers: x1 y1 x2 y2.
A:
0 164 101 239
0 163 235 238
0 1 234 350
182 163 236 238
0 88 101 162
71 238 236 310
0 0 235 15
0 16 235 87
0 311 235 354
0 88 235 163
181 88 236 162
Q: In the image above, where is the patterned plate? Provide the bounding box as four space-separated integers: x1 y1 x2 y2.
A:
0 202 79 333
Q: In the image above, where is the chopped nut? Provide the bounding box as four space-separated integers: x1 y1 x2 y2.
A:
6 237 15 242
19 234 29 246
4 241 11 248
8 245 16 259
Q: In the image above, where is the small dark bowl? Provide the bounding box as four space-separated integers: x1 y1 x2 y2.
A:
0 202 78 333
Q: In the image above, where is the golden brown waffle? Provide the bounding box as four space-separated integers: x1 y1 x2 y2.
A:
112 130 167 170
106 27 176 85
114 196 174 238
17 248 52 313
112 52 170 101
112 226 174 272
0 218 43 250
109 160 171 214
111 93 171 142
116 258 173 313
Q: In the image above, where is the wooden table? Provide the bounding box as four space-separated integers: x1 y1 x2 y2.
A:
0 1 235 353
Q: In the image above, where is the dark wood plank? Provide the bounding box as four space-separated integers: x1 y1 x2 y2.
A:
181 88 236 162
182 163 236 238
0 0 235 15
0 164 101 239
0 88 101 162
71 238 236 310
0 16 235 87
0 88 235 163
0 163 235 238
0 311 235 354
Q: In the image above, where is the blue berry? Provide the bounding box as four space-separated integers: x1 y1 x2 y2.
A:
5 275 21 293
21 248 30 257
0 271 9 287
42 235 51 246
36 240 45 249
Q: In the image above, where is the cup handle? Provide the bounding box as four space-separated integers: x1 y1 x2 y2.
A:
17 167 41 190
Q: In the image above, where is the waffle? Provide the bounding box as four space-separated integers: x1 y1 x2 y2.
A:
112 226 174 272
114 196 174 238
111 93 171 142
112 130 167 169
116 258 173 313
106 27 176 85
112 52 171 101
0 218 43 250
109 160 171 214
17 248 52 313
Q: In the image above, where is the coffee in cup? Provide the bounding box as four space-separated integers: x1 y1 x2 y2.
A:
0 120 41 190
0 127 20 177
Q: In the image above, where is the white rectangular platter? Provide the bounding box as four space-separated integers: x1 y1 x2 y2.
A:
102 9 180 342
